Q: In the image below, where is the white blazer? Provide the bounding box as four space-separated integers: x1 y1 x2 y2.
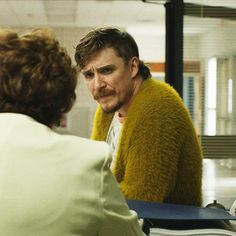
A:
0 113 143 236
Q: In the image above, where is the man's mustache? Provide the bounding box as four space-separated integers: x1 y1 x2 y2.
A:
94 90 115 100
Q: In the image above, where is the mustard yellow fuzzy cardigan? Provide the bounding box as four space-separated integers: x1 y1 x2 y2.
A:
91 79 202 206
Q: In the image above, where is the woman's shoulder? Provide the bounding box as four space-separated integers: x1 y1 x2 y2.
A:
56 133 111 167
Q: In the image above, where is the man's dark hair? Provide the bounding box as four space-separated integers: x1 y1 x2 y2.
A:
0 28 77 127
75 27 151 80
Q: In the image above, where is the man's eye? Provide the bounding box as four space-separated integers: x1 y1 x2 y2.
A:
101 68 113 74
84 73 94 79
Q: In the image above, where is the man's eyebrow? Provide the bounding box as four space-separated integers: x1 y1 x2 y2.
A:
82 64 116 74
81 69 93 75
97 64 116 71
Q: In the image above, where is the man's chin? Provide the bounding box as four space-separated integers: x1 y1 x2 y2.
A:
101 103 122 114
102 107 117 114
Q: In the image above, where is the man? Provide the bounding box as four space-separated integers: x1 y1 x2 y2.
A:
75 27 202 206
0 27 144 236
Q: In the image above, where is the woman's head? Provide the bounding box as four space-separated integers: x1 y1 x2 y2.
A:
0 28 77 126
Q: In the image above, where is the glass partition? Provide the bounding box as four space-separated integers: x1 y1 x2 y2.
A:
183 0 236 208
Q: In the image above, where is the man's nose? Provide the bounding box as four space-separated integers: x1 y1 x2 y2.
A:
94 74 106 90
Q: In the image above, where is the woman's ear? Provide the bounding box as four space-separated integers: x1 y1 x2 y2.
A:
129 57 139 79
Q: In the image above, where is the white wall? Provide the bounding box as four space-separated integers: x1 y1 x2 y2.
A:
130 33 165 62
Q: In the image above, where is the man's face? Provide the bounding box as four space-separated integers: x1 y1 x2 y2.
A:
81 47 139 114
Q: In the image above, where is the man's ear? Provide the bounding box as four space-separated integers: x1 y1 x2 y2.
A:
129 57 139 79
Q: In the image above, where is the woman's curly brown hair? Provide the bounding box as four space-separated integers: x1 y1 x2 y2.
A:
0 28 77 127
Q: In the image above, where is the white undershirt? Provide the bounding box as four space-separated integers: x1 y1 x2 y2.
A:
106 112 123 169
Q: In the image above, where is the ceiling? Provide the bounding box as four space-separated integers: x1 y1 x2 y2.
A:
0 0 235 35
0 0 164 29
0 0 234 31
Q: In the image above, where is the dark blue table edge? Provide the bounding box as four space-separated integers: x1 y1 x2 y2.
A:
126 199 236 220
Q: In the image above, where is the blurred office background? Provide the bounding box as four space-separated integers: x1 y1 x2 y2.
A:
0 0 236 209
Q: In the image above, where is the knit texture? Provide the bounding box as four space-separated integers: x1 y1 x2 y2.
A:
91 79 202 206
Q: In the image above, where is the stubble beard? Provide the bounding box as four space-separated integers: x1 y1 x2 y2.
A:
101 101 124 114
